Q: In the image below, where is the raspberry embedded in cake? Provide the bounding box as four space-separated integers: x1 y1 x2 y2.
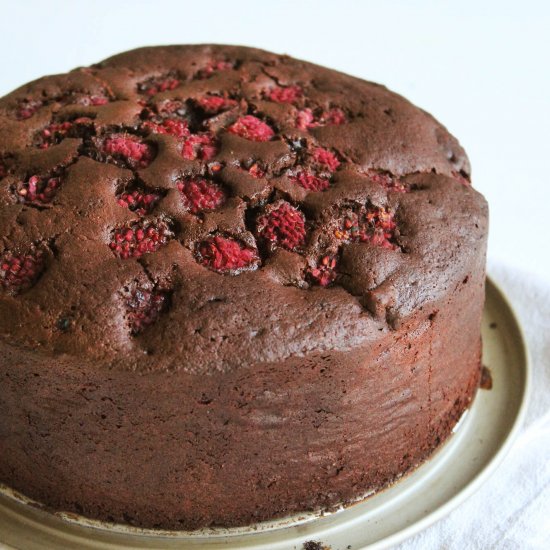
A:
290 170 330 192
334 205 398 250
196 235 259 273
75 94 110 107
452 170 471 186
109 219 173 259
15 98 43 120
181 133 218 161
295 107 346 130
36 117 94 149
227 115 275 142
141 118 190 139
16 175 61 205
137 73 181 96
195 60 234 79
365 169 408 193
0 250 45 293
312 147 340 171
265 85 302 104
117 189 162 215
126 287 169 335
177 177 226 214
308 255 338 287
256 201 306 251
195 95 238 115
247 163 265 179
102 135 155 169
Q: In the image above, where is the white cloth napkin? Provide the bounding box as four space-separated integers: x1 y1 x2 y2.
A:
396 261 550 550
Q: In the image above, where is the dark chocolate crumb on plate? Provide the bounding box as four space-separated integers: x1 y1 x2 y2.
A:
480 365 493 390
302 541 331 550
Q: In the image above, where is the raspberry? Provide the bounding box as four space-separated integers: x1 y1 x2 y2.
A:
227 115 274 142
109 219 173 259
290 171 330 192
117 189 162 215
157 99 188 117
126 287 168 335
141 118 190 139
16 98 43 120
0 250 45 292
181 133 218 161
312 147 340 171
103 135 155 169
177 177 226 214
334 206 398 250
366 170 408 193
36 117 94 149
0 162 7 180
76 95 110 106
196 236 258 273
257 202 306 251
295 107 346 130
137 74 180 96
196 95 238 114
308 255 338 287
16 175 61 205
196 60 234 79
452 170 471 186
247 163 265 178
265 85 302 104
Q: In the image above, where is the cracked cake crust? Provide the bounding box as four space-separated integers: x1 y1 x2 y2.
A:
0 45 487 529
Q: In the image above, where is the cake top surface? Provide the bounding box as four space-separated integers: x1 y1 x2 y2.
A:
0 45 487 373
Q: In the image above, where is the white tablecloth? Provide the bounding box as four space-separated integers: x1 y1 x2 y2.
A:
397 261 550 549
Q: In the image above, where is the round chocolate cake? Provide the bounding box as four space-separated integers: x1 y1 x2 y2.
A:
0 45 488 530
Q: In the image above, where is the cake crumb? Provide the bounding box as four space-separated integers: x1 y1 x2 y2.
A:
302 541 331 550
480 366 493 390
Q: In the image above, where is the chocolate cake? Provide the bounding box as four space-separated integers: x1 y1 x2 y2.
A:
0 45 488 530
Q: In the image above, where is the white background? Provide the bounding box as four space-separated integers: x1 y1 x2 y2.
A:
1 0 549 282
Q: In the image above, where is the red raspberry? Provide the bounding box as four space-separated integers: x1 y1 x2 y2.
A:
16 98 43 120
334 206 398 250
181 133 218 161
365 170 408 193
138 74 180 96
290 171 330 192
36 117 94 149
227 115 274 142
141 118 190 139
312 147 340 171
117 189 162 215
103 135 155 169
295 107 346 130
109 219 173 259
308 255 338 287
452 170 471 186
177 177 226 214
196 60 234 79
257 202 306 251
265 85 302 104
16 175 61 205
76 95 110 106
0 250 45 292
196 95 238 114
197 236 258 273
247 163 265 178
126 287 168 335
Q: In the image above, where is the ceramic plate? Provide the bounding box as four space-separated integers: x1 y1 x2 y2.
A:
0 277 530 550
